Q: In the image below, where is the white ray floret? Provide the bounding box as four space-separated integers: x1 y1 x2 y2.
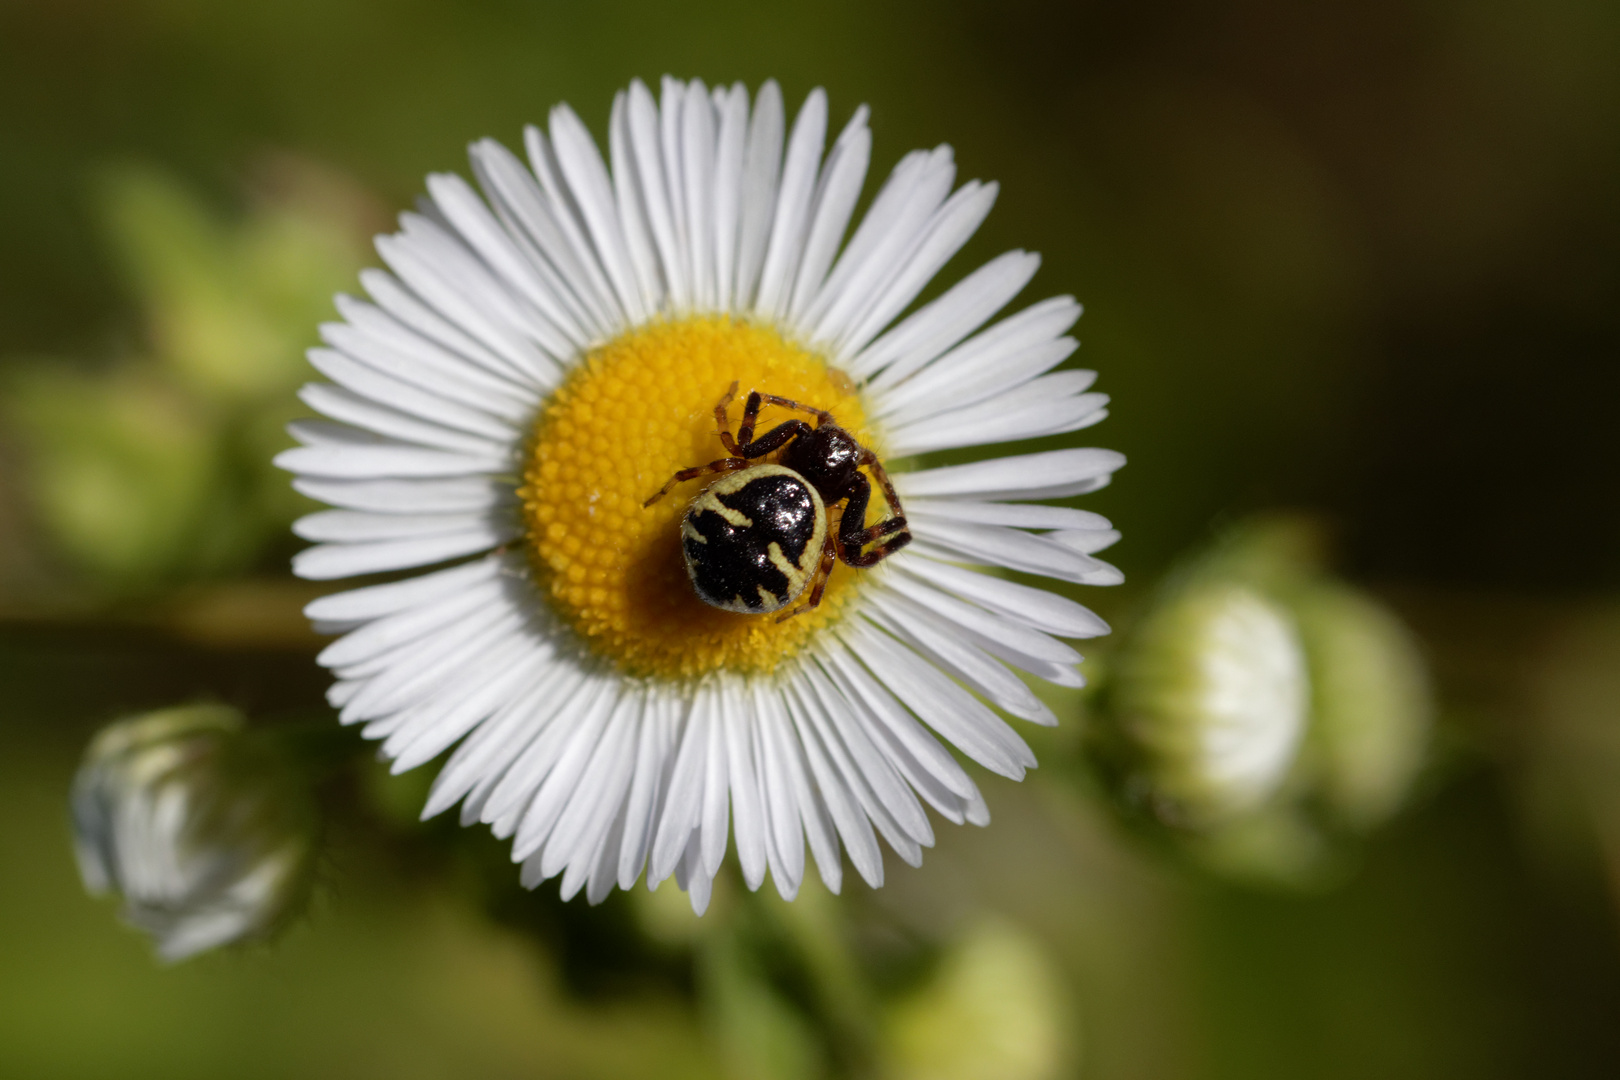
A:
279 78 1124 913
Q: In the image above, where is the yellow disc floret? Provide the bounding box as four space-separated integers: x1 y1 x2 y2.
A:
521 316 880 681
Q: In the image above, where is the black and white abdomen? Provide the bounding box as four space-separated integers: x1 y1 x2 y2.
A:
681 464 828 614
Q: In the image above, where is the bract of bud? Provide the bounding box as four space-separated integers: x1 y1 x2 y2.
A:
1112 580 1309 827
71 704 315 962
1292 581 1432 832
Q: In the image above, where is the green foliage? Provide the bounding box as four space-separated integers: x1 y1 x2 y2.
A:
5 161 373 597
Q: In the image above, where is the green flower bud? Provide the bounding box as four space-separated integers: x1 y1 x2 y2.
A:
886 919 1075 1080
1111 580 1309 827
71 704 317 962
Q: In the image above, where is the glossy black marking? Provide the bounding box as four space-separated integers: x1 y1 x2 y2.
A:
683 469 821 612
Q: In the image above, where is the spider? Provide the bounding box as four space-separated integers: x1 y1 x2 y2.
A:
643 381 910 621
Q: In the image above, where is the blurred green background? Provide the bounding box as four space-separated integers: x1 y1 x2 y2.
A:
2 0 1618 1077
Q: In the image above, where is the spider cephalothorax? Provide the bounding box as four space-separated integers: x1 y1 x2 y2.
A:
644 381 910 620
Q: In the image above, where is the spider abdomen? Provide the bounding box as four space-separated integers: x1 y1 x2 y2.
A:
681 464 828 614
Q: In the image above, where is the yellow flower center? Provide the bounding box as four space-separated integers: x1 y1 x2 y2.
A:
521 316 880 681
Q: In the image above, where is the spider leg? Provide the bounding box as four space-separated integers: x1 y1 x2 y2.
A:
735 390 766 446
713 381 741 455
776 530 840 623
754 392 836 428
642 457 748 507
737 419 814 459
836 471 911 568
858 447 907 522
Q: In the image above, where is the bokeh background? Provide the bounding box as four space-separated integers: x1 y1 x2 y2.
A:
2 0 1618 1077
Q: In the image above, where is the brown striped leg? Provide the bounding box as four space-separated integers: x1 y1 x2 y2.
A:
642 457 747 507
776 532 840 622
755 392 836 428
860 448 906 521
713 381 741 454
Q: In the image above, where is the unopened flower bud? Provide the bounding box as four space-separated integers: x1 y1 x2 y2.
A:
71 704 316 962
1110 580 1309 827
886 918 1075 1080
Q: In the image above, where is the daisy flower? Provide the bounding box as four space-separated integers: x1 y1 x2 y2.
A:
279 78 1123 912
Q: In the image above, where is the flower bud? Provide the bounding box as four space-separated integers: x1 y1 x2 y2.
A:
1091 515 1433 885
1110 580 1309 826
71 704 316 962
886 918 1075 1080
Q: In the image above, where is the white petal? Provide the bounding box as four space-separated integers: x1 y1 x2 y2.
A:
343 608 526 723
309 335 526 436
523 124 628 334
651 687 711 883
467 138 616 339
908 521 1122 585
292 475 511 516
322 310 535 425
680 78 718 311
834 180 999 358
816 645 980 825
426 171 591 348
608 91 665 316
381 216 566 382
816 643 976 799
871 293 1080 394
682 834 714 915
865 594 1056 725
548 104 650 325
886 378 1108 458
720 682 767 891
293 508 504 543
699 685 732 879
483 673 617 834
316 571 510 668
540 692 641 879
800 663 934 852
303 551 508 623
805 148 952 341
754 87 828 320
839 621 1034 779
424 662 590 819
711 84 747 312
785 106 871 322
331 583 517 683
894 554 1109 639
849 250 1041 382
359 268 549 397
879 342 1082 429
293 523 517 580
626 79 687 310
298 383 504 456
905 498 1110 532
1048 529 1124 555
751 682 806 899
894 447 1126 501
617 691 681 889
383 636 542 769
734 80 784 310
784 677 882 888
510 682 621 859
278 421 511 480
584 799 631 904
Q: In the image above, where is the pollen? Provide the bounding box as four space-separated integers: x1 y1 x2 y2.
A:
520 317 879 681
